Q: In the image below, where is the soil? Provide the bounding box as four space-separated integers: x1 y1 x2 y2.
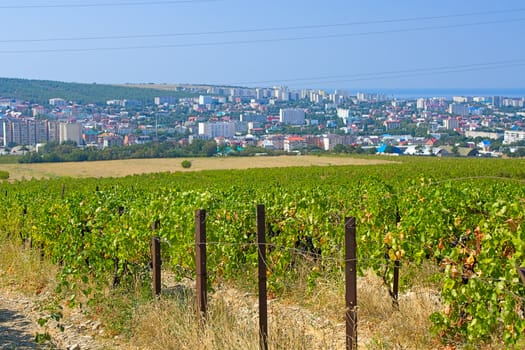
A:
0 289 120 350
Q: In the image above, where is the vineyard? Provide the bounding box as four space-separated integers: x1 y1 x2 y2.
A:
2 157 525 347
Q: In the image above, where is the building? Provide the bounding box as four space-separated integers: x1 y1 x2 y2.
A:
256 88 273 100
322 134 355 151
337 108 351 119
273 86 289 101
284 136 306 152
106 100 125 107
2 118 52 146
198 121 236 138
502 98 524 108
101 134 124 148
59 122 83 145
383 119 401 130
32 105 46 117
240 113 267 123
49 98 66 107
198 95 214 105
279 108 305 125
504 130 525 145
491 96 502 108
416 98 426 110
154 96 178 105
448 103 469 116
452 96 470 103
444 117 460 130
464 131 503 140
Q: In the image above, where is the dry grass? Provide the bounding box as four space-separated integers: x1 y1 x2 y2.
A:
129 293 317 350
0 239 510 349
0 240 57 295
0 155 394 181
126 261 445 350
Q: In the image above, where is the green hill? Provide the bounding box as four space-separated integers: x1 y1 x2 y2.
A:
0 77 195 105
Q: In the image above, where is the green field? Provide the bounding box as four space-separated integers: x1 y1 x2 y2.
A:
1 156 525 347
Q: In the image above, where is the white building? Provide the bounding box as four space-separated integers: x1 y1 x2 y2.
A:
464 131 503 140
337 108 351 119
283 136 306 152
59 122 83 145
198 95 213 105
504 130 525 145
452 96 470 103
279 108 305 125
198 121 236 138
273 86 289 101
444 117 460 130
2 118 52 146
49 98 66 107
322 134 354 151
448 103 469 116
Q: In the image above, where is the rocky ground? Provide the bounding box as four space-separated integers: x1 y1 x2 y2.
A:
0 289 120 350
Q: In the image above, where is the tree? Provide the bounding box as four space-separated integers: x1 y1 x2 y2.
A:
333 144 347 153
451 145 460 156
204 141 218 157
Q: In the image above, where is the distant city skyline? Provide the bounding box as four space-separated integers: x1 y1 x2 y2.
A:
2 0 525 89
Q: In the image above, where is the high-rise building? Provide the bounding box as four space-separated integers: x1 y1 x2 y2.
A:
198 121 236 138
279 108 305 125
448 103 469 116
198 95 214 105
444 117 460 130
59 122 83 145
492 96 502 108
240 113 267 123
2 118 53 146
154 96 178 105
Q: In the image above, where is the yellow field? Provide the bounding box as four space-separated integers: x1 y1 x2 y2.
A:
0 156 393 180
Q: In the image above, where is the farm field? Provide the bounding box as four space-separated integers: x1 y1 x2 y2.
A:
1 156 525 349
0 155 393 180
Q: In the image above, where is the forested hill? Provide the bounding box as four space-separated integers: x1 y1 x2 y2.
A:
0 77 195 105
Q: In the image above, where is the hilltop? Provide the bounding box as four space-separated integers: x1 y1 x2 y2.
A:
0 77 196 105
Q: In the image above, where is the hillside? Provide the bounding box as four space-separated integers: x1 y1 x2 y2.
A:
0 77 196 105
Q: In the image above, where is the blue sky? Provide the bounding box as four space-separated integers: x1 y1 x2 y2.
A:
1 0 525 90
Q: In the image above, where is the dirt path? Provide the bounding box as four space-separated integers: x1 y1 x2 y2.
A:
0 293 39 349
0 290 120 350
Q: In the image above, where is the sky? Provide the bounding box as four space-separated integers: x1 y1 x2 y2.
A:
1 0 525 91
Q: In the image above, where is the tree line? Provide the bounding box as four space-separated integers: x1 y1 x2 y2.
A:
0 77 194 105
18 140 219 163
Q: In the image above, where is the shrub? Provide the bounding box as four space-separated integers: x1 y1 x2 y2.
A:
181 160 192 169
0 171 9 180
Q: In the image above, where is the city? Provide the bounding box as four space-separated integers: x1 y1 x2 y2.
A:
1 83 525 161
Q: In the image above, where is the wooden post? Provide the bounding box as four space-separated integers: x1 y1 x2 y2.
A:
345 217 357 350
151 234 161 297
151 236 161 297
393 207 401 309
393 259 400 309
195 209 207 319
517 267 525 286
257 204 268 350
